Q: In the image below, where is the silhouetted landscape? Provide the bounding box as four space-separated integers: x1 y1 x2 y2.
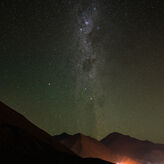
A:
55 132 164 164
1 1 164 163
0 101 113 164
1 101 164 164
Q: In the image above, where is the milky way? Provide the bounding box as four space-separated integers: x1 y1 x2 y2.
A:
73 1 105 137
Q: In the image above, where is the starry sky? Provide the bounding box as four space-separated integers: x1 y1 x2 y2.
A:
0 0 164 143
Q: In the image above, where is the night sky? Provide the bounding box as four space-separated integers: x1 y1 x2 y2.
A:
0 0 164 143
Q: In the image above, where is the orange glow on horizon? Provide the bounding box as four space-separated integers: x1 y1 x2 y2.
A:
115 157 141 164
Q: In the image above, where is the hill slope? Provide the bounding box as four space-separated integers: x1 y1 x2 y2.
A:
55 133 118 163
0 101 114 164
101 132 164 163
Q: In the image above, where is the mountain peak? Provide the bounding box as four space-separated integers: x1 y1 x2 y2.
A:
101 132 136 143
58 132 114 163
75 133 85 137
54 132 72 141
101 132 154 146
107 132 123 137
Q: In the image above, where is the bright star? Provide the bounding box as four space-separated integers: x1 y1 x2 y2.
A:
85 21 89 25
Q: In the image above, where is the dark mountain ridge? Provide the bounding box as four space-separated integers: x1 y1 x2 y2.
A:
0 101 114 164
101 132 164 163
54 132 72 141
54 133 126 163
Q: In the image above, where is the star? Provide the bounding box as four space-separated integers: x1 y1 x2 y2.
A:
85 21 89 25
90 97 93 101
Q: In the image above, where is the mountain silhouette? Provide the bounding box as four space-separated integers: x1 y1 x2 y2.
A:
55 133 141 164
54 132 72 141
0 101 114 164
101 132 164 163
55 133 119 163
